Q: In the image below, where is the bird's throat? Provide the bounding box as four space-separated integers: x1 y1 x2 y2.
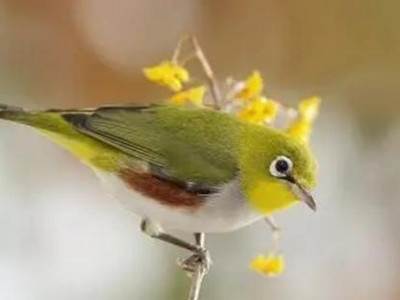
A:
248 181 298 215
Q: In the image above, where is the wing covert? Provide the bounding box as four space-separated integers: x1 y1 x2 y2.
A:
63 105 239 186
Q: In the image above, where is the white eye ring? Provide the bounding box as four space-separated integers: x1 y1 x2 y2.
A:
269 155 293 178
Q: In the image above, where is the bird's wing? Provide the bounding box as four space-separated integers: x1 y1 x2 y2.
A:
62 105 240 186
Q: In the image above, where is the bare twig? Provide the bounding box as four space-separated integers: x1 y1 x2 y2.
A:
188 266 206 300
171 35 223 110
171 35 189 64
188 36 223 110
187 233 207 300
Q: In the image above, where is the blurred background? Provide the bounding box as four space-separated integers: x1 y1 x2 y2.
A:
0 1 399 299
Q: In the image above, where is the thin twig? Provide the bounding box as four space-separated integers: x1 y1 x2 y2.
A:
171 35 223 110
187 233 207 300
188 267 206 300
172 35 190 64
189 36 223 110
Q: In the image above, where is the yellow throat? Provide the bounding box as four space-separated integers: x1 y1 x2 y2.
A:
247 180 298 215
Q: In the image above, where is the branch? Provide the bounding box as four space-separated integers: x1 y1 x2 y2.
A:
187 265 207 300
187 232 207 300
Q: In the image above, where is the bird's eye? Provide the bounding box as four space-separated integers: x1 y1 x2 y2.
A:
269 156 293 178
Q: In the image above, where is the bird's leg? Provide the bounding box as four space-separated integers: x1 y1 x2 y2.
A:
178 232 211 276
141 218 202 252
140 219 211 274
265 217 281 253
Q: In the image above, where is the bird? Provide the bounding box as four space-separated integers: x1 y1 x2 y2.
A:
0 103 317 272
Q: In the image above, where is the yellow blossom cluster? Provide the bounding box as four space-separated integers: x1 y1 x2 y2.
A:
250 253 285 276
169 86 206 107
231 71 320 144
143 61 190 92
143 61 206 107
233 71 280 126
287 96 321 144
237 97 279 125
235 71 264 100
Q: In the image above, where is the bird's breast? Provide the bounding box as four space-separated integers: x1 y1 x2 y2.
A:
96 170 263 233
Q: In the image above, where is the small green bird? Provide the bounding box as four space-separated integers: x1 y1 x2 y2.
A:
0 103 317 270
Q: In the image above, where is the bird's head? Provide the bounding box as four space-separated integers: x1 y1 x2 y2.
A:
238 126 317 215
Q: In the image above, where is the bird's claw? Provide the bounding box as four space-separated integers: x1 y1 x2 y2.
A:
177 249 212 277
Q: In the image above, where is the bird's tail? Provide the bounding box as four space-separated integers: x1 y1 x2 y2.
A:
0 103 77 134
0 103 21 110
0 103 93 152
0 103 121 170
0 103 24 118
0 103 39 130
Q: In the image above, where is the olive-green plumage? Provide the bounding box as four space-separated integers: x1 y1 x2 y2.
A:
70 105 241 184
0 103 317 215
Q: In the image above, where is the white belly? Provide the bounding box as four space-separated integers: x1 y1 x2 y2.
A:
96 172 263 233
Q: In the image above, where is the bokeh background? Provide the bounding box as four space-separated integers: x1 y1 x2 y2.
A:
0 1 399 299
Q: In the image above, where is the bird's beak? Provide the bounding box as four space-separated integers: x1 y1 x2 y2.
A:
286 174 316 211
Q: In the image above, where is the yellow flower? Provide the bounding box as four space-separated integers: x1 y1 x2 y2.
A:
237 97 279 125
298 96 320 123
143 61 189 92
169 86 206 107
250 253 285 276
235 71 264 100
287 96 320 144
262 100 279 123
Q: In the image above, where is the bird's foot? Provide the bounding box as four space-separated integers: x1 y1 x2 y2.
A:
177 249 212 277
